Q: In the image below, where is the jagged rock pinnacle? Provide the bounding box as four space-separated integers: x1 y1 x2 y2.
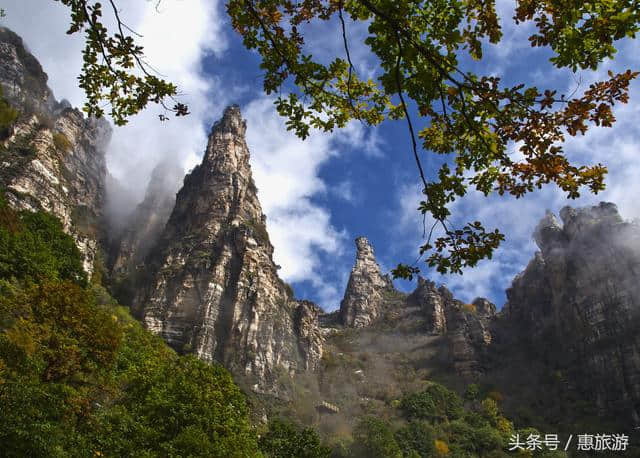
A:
211 104 246 136
202 105 251 174
136 106 323 391
340 236 392 327
354 236 377 264
533 209 564 253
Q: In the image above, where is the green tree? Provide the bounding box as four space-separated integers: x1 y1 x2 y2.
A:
226 0 639 276
0 195 87 285
0 87 18 138
259 418 331 458
395 420 436 457
399 383 464 422
54 1 639 274
352 416 402 458
54 0 189 125
0 201 261 457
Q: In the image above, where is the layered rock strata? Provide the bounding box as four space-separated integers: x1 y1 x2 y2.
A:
337 237 496 378
407 277 496 377
135 106 323 391
0 27 110 274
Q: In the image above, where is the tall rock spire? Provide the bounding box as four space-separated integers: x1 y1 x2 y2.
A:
339 236 393 327
135 106 322 391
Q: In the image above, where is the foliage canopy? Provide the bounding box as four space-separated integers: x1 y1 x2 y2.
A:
259 418 332 458
0 197 261 456
53 0 639 275
54 0 189 125
225 0 639 276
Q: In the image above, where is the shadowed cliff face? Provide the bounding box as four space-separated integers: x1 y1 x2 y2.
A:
0 27 111 275
494 202 640 425
134 106 323 393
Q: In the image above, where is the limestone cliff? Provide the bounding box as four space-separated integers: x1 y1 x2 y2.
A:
339 236 394 327
5 25 639 431
494 202 640 423
135 106 322 392
0 27 110 274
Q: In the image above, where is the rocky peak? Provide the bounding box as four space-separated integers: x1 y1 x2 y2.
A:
534 202 628 256
339 236 393 327
200 105 251 180
533 209 564 255
559 201 623 239
408 276 448 333
211 104 246 137
136 106 322 392
472 297 496 318
406 277 495 377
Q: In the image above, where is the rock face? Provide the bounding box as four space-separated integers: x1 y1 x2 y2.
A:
408 277 449 334
110 160 183 277
0 27 110 274
339 237 394 327
408 277 496 377
5 26 639 427
497 202 640 423
135 106 322 391
0 27 56 116
337 238 496 378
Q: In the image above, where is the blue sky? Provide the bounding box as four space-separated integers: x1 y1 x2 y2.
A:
5 1 640 311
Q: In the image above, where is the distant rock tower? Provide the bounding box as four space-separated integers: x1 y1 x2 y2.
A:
339 236 393 327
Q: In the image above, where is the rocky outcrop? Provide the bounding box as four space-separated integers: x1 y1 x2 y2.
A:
408 277 496 377
135 106 323 392
294 300 324 371
0 27 110 274
339 237 393 327
337 238 496 377
0 27 56 116
407 277 448 333
497 202 640 423
110 160 183 277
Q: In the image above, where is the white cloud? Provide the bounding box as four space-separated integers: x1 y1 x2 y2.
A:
387 12 640 307
9 1 640 313
390 91 640 307
330 180 357 204
104 0 228 204
244 96 384 309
